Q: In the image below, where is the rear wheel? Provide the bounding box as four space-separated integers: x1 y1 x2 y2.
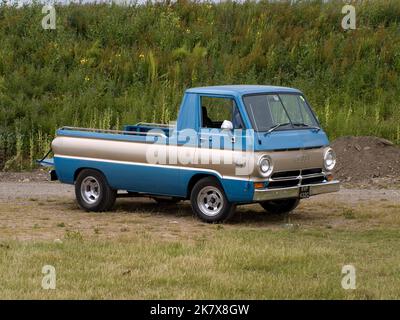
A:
75 169 116 212
259 198 300 214
190 177 235 223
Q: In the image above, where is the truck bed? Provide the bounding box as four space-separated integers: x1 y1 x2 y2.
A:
123 122 172 136
56 123 173 142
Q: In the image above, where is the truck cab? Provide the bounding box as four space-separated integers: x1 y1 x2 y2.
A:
46 85 340 222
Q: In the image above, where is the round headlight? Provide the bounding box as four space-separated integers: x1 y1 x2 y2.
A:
258 155 273 177
324 148 336 171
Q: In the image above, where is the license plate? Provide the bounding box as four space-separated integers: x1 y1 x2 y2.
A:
299 186 310 199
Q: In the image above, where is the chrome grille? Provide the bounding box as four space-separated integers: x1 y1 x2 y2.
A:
271 170 300 179
268 168 325 189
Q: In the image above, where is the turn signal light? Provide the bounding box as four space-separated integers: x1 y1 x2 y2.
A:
326 174 334 182
254 182 265 189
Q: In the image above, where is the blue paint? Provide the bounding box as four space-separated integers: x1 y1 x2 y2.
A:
255 129 329 151
57 128 160 143
186 85 302 96
54 156 253 202
176 93 201 132
36 157 54 166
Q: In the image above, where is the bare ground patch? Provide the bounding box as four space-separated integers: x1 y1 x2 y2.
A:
0 181 399 299
0 181 398 242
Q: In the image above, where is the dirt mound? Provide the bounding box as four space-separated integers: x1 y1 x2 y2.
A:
332 136 400 183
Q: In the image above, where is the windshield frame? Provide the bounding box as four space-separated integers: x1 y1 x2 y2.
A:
242 92 320 132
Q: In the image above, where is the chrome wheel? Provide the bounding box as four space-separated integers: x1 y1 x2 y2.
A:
197 186 224 217
80 176 101 204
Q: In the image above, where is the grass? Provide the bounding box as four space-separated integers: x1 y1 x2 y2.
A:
0 228 399 299
1 0 400 169
342 208 356 219
0 195 399 299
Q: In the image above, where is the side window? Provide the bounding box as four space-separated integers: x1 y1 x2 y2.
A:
200 96 244 129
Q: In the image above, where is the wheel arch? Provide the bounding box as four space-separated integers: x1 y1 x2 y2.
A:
186 173 225 199
74 167 104 182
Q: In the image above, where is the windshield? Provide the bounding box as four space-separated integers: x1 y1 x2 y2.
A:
243 93 319 132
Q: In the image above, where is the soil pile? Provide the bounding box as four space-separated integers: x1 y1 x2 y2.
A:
332 136 400 183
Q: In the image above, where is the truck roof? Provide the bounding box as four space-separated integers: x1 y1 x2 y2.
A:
186 85 302 96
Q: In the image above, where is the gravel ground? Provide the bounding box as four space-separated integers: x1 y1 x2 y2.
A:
0 172 398 243
0 179 398 204
0 181 74 200
0 169 399 203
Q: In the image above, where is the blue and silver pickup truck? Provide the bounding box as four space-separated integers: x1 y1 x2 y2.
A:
41 85 339 222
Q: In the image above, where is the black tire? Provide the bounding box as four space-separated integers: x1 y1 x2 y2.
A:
190 177 235 223
259 198 300 214
75 169 117 212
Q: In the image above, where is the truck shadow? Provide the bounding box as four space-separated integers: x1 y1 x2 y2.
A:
114 198 314 226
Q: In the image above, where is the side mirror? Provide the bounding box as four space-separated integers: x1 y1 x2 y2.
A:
221 120 233 130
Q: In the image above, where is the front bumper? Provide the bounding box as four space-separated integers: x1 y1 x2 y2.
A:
253 180 340 201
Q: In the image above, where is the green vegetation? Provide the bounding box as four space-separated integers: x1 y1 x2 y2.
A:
0 0 400 168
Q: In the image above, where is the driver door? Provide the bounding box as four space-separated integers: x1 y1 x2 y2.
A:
198 95 245 151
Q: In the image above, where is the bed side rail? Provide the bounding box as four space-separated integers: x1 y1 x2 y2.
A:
59 126 167 138
135 122 174 128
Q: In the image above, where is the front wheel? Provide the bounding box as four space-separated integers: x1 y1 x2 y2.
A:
190 177 235 223
75 169 117 212
259 198 300 214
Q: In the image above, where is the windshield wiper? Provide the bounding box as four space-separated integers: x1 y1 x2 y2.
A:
265 122 291 135
292 122 321 131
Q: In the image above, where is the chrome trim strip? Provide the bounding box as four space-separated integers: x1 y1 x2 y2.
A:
134 122 174 127
269 173 324 182
60 126 167 138
301 173 325 178
54 155 250 182
253 180 340 201
269 175 301 182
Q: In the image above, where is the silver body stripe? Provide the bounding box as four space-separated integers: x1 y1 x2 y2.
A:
54 155 250 182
